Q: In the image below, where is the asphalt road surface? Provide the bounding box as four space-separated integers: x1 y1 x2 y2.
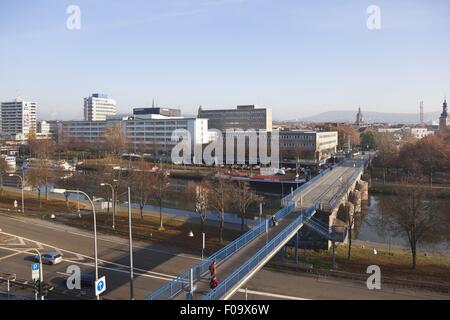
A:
0 212 198 300
1 208 449 300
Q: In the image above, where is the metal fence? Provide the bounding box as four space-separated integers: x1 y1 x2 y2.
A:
203 205 316 300
144 203 296 300
305 217 346 243
319 160 368 212
281 159 349 207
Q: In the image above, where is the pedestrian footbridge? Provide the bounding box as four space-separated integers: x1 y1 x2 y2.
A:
144 155 370 300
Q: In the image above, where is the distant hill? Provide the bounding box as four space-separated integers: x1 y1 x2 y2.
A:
296 110 441 124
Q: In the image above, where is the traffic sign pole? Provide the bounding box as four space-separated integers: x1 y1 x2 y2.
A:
95 276 107 297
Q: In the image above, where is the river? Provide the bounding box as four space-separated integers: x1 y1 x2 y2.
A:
356 194 450 252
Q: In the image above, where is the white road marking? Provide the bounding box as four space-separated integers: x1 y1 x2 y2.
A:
0 251 23 261
0 213 200 261
237 288 310 300
0 245 174 282
0 230 178 280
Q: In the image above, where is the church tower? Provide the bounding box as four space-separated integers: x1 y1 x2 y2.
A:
355 107 364 126
439 98 450 131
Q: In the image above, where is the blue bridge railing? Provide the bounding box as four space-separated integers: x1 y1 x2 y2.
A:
203 205 316 300
281 159 347 207
144 203 295 300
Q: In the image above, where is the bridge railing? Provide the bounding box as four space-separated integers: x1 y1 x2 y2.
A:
280 159 347 207
319 160 368 211
305 217 347 243
281 169 331 207
144 203 296 300
203 205 316 300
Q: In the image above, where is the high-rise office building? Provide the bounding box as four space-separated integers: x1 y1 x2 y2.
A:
0 98 37 138
198 105 272 132
84 93 117 121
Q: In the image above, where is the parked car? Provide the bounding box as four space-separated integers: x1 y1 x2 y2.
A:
33 252 63 265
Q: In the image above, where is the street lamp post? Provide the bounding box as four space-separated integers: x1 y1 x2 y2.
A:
9 173 24 213
127 187 135 300
25 248 44 300
100 183 116 229
53 188 99 300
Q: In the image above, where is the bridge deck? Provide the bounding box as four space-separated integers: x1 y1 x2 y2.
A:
173 156 370 300
298 158 367 209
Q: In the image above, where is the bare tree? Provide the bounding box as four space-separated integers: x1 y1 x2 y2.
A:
378 180 444 269
150 164 171 230
104 122 125 157
233 180 263 231
207 173 232 242
0 157 9 196
130 159 154 219
192 180 210 234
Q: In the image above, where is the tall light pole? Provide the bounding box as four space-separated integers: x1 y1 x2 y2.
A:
127 187 134 300
100 183 115 229
23 248 44 300
9 173 24 213
53 188 99 300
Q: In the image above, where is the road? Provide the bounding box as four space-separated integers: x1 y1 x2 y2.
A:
297 156 368 209
231 268 450 300
1 211 449 300
0 212 199 300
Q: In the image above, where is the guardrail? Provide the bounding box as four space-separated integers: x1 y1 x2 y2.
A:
203 205 316 300
305 217 346 243
281 169 331 207
144 203 296 300
319 159 369 212
280 159 347 207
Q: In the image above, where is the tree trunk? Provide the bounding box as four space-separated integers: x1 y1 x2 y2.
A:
240 211 245 232
45 182 49 201
411 243 417 269
219 211 224 243
159 203 164 230
38 188 42 208
140 204 144 220
347 227 352 260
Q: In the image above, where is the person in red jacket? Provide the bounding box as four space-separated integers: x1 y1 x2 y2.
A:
210 276 219 289
209 260 217 276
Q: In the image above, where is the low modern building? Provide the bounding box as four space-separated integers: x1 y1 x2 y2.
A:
279 130 338 166
83 93 117 121
57 115 209 157
198 105 272 132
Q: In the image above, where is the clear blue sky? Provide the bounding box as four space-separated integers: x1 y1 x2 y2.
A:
0 0 449 120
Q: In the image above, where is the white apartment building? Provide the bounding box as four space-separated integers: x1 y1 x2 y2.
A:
58 115 209 157
84 93 117 121
0 98 37 139
377 127 434 141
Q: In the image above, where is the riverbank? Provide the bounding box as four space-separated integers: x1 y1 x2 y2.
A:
278 244 450 291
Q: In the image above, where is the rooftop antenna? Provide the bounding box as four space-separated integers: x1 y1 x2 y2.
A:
152 98 155 108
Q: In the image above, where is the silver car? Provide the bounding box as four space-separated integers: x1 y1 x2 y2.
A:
33 252 63 265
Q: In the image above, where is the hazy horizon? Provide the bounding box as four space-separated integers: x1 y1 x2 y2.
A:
1 0 449 121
